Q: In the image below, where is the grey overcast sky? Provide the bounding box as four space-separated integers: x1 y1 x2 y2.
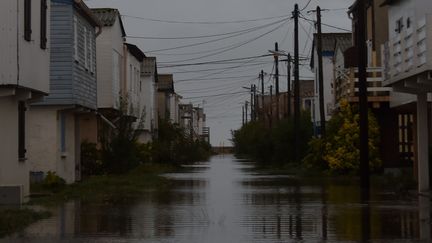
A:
85 0 355 146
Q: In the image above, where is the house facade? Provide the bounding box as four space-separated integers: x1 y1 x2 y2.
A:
139 57 159 143
27 0 100 184
157 74 180 123
85 8 126 145
0 0 50 203
310 33 352 133
381 0 432 192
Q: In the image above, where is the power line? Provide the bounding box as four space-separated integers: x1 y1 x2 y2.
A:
299 0 313 12
157 19 290 63
300 15 350 32
126 18 290 40
121 14 290 25
159 54 271 67
176 55 266 83
183 91 248 100
175 75 257 82
166 62 269 74
143 18 290 53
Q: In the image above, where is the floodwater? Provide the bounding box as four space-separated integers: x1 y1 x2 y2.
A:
4 155 432 242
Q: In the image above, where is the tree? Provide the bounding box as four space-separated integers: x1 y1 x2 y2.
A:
323 100 382 173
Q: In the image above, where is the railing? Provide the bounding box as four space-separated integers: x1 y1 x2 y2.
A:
335 67 392 103
382 14 431 83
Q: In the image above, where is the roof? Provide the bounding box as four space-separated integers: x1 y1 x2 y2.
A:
91 8 126 37
310 32 352 68
73 0 102 28
125 43 146 62
334 35 353 53
380 0 399 6
157 74 174 92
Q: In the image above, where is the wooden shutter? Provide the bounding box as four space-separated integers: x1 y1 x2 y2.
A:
18 101 27 159
24 0 32 41
40 0 47 49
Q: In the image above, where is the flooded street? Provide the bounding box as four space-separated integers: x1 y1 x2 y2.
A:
5 155 431 242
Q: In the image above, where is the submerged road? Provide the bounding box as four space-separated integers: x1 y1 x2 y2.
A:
5 155 430 242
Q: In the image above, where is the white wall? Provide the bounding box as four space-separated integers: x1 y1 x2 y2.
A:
27 107 77 184
0 96 30 201
313 53 334 124
140 75 156 131
0 0 50 93
388 0 431 41
124 50 142 116
96 18 124 109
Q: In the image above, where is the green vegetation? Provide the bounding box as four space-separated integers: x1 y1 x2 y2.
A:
233 100 384 175
232 112 313 164
0 208 51 238
304 100 382 174
152 119 212 164
81 104 211 176
30 163 177 206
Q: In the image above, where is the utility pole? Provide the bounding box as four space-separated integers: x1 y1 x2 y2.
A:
261 70 265 120
293 3 300 162
274 42 280 121
250 84 254 122
245 101 249 124
356 0 370 191
253 84 257 121
270 85 273 128
316 6 326 138
287 53 292 117
242 106 245 126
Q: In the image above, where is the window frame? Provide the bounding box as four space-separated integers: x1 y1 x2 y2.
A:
73 16 78 61
24 0 32 41
40 0 48 49
18 101 27 160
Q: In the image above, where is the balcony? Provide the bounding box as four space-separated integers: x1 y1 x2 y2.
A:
335 67 392 104
383 14 432 90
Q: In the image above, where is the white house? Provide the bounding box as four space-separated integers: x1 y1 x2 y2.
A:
0 0 50 203
140 57 159 143
381 0 432 193
27 0 101 184
310 33 352 134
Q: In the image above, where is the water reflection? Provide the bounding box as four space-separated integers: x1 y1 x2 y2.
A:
3 155 431 242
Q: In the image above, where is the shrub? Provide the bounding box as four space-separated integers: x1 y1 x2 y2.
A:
232 112 313 163
304 100 382 174
81 141 103 176
42 171 66 192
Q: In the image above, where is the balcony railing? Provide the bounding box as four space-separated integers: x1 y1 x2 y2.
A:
335 67 392 103
382 14 432 84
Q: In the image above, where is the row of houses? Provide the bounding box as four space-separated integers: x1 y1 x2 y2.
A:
309 0 432 191
0 0 208 204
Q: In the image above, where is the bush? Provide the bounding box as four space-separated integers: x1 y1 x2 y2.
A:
303 100 382 174
42 171 66 192
81 141 103 176
232 112 313 163
99 97 143 174
152 119 212 164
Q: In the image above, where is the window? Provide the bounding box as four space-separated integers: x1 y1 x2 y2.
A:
395 17 404 33
18 101 27 159
86 28 92 71
84 26 88 69
24 0 32 41
40 0 47 49
407 17 411 29
60 113 66 153
73 16 78 60
90 32 95 73
129 64 133 92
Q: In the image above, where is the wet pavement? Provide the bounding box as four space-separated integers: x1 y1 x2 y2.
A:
4 155 431 242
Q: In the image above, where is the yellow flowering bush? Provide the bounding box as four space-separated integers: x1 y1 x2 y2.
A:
323 100 382 173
